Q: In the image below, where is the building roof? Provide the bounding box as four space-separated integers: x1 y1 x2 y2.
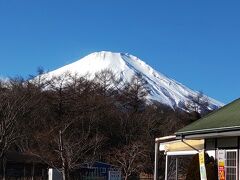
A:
176 98 240 136
6 151 46 164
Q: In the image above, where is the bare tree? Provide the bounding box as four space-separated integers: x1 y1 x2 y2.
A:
38 122 104 180
29 74 105 180
94 69 119 94
186 91 209 113
0 79 41 179
119 74 149 112
109 142 147 180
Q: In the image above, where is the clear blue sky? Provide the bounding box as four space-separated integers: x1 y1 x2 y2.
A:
0 0 239 104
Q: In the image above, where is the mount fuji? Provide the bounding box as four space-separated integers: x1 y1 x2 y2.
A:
44 51 223 111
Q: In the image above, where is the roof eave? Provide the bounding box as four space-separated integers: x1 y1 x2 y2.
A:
176 126 240 135
176 128 240 140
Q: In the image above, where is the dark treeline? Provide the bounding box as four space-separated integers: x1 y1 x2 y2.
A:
0 70 200 180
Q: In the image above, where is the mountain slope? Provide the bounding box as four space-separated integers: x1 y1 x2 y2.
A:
45 51 223 111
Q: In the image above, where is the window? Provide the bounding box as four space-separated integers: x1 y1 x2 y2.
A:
225 150 237 180
100 167 106 173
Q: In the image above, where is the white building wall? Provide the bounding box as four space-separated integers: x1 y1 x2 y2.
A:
48 168 63 180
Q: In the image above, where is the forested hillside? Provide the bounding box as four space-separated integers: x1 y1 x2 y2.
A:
0 70 202 179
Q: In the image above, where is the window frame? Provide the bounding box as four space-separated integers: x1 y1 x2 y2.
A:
225 149 238 180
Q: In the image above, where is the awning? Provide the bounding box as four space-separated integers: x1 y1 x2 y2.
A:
160 139 204 155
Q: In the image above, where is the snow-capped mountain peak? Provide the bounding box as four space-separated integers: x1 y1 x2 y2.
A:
45 51 223 111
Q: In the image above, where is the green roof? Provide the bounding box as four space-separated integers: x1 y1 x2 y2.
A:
176 98 240 136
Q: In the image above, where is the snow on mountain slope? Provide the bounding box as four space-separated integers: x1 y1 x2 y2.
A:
45 51 224 111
